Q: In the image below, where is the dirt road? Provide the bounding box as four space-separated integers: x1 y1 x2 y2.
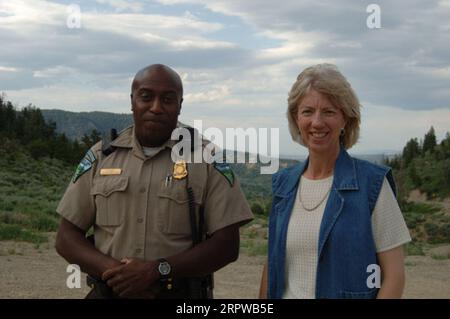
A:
0 234 449 299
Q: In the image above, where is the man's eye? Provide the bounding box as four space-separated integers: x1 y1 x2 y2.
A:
163 96 176 104
301 110 312 115
140 93 151 100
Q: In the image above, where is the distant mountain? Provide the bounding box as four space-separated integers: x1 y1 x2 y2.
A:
352 154 387 165
281 153 397 165
41 109 133 141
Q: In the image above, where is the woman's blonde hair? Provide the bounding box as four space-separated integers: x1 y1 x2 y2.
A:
287 63 361 149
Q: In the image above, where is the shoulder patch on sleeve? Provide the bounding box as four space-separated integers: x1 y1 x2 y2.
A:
72 149 97 183
213 162 235 187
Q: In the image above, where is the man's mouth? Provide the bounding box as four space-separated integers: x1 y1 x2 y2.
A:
143 118 164 124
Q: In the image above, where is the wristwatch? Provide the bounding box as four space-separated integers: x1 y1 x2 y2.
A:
157 259 173 291
157 258 172 280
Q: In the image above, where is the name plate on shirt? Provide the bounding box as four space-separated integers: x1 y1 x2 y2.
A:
100 168 122 176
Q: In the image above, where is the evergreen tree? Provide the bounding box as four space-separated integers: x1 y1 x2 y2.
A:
423 126 437 154
440 132 450 159
408 162 421 187
0 98 17 138
81 129 102 149
402 138 420 166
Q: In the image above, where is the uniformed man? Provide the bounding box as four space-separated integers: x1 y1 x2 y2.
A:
55 64 254 298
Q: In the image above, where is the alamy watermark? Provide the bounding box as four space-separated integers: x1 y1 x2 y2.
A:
66 4 81 29
66 264 81 289
366 263 381 289
366 4 381 29
170 120 279 174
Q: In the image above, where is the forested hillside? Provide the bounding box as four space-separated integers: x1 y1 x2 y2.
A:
0 96 98 242
385 127 450 248
385 126 450 202
1 96 449 249
41 109 133 141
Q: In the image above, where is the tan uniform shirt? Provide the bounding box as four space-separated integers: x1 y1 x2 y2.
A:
57 126 253 261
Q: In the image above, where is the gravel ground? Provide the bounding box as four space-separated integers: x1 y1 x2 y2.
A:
0 234 449 299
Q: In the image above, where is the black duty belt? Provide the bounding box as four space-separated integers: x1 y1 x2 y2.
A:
85 274 207 299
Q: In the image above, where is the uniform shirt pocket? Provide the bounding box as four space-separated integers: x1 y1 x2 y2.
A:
157 179 203 235
91 176 129 226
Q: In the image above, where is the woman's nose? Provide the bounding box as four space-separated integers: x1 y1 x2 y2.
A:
311 112 324 126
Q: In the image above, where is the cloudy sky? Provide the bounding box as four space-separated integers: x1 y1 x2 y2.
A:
1 0 450 157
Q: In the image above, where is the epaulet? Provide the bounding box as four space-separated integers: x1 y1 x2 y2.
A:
72 148 97 183
101 128 118 156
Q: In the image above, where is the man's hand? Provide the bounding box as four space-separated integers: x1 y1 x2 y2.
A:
102 258 159 298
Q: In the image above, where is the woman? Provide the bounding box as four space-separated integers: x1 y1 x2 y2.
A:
259 64 411 299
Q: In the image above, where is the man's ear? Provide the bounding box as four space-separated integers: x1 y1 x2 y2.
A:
130 93 134 111
178 98 183 114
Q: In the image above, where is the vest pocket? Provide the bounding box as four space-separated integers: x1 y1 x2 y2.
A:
91 176 129 226
339 289 378 299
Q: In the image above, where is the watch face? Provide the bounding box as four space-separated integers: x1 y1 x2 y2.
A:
158 261 171 276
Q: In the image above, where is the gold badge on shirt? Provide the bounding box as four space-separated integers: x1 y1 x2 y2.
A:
173 161 188 180
100 168 122 176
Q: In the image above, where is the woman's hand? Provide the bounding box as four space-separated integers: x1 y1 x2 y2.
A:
259 260 268 299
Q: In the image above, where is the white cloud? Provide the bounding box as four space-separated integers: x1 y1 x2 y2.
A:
0 0 225 48
357 103 450 153
0 0 244 91
2 0 450 155
95 0 143 12
82 12 223 37
0 0 64 30
33 66 78 78
428 66 450 78
184 85 230 103
0 66 18 72
5 84 130 113
157 0 450 111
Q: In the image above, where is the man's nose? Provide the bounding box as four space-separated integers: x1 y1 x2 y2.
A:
149 97 164 113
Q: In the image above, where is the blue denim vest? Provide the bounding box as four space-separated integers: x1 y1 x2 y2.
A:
268 148 396 299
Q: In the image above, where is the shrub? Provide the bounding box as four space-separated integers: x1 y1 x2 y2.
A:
29 215 58 232
251 202 265 216
405 242 425 256
0 224 46 243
